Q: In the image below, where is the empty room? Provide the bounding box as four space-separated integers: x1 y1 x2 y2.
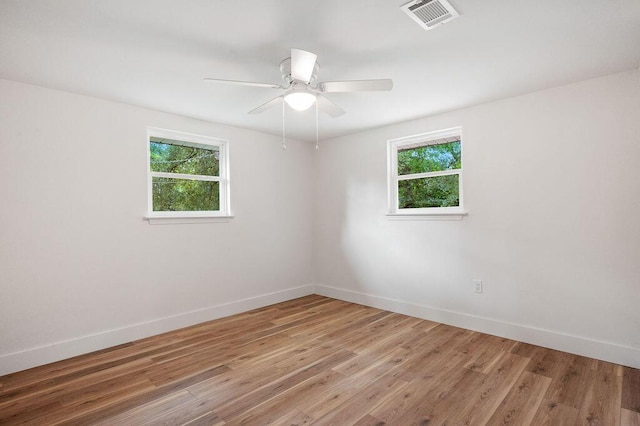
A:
1 0 639 424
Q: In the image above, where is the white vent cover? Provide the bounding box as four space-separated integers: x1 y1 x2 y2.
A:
401 0 460 31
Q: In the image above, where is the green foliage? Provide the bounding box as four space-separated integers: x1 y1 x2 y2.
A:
399 175 459 208
397 141 461 209
398 141 461 175
152 178 219 211
150 140 219 176
150 139 220 211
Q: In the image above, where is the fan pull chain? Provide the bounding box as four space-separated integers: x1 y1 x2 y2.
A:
315 100 319 150
282 100 287 150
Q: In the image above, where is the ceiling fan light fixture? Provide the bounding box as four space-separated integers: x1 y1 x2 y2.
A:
284 91 316 111
204 48 390 118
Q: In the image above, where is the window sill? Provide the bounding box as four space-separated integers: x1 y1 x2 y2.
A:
386 212 468 221
144 215 234 225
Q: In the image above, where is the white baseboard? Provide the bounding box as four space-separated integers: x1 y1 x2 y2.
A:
4 283 637 376
314 284 640 370
0 285 314 376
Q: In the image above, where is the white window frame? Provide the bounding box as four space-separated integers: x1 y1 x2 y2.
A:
145 127 232 224
387 126 466 219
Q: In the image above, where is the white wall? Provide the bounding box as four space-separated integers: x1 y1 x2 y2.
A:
2 70 638 375
0 79 314 375
313 70 640 368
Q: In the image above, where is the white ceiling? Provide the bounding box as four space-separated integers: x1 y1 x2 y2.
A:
1 0 639 142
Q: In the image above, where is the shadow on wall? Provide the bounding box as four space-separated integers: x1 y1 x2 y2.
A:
338 178 475 309
334 171 606 330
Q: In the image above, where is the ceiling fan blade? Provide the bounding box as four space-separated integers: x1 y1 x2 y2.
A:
248 96 284 114
319 79 393 93
204 78 283 89
291 48 318 83
317 95 346 118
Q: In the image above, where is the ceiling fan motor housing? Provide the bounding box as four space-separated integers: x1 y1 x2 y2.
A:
280 57 320 86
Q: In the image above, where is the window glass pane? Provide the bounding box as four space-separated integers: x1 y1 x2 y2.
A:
150 138 219 176
152 177 219 211
398 140 461 175
398 174 459 208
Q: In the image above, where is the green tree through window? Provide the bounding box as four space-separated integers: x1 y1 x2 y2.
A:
147 131 228 217
388 129 463 214
397 140 461 208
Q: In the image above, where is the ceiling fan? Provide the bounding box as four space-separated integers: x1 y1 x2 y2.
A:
204 48 393 118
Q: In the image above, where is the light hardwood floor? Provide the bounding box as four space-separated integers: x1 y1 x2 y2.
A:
1 295 638 425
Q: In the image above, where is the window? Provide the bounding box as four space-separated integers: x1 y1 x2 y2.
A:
387 127 464 216
146 128 230 221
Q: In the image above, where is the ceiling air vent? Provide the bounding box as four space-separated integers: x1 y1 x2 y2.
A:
401 0 460 31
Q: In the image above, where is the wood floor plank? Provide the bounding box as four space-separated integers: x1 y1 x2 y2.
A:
319 311 393 344
0 295 633 425
511 341 541 358
93 389 197 425
226 369 345 424
621 408 640 426
186 339 332 405
287 309 381 342
623 366 640 413
410 317 439 333
389 366 487 425
575 368 623 426
59 364 229 425
368 351 473 424
545 353 594 408
0 399 63 425
362 327 427 357
351 414 386 426
28 379 156 425
0 341 138 391
216 333 296 370
443 351 532 425
138 398 219 426
180 410 225 426
460 333 517 374
312 374 407 425
486 370 553 425
339 314 419 353
527 346 577 379
332 346 411 379
392 327 474 382
269 299 352 325
299 348 415 420
0 347 151 399
215 349 356 422
0 357 155 420
531 398 580 425
269 408 315 425
279 373 363 420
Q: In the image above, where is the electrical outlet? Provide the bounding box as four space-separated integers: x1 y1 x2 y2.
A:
473 279 483 293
